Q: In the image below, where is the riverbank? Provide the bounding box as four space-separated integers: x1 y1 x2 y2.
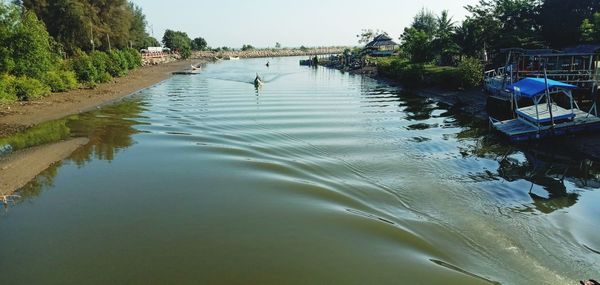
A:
0 59 197 137
0 59 200 196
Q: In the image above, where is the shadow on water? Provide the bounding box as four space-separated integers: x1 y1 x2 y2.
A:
3 98 145 202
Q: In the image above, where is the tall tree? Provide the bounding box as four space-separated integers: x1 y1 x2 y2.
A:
162 29 191 58
465 0 544 51
541 0 600 48
191 37 208 51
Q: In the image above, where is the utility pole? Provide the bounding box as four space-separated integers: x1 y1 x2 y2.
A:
107 34 111 51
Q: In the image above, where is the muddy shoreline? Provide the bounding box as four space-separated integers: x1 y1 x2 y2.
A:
0 59 201 196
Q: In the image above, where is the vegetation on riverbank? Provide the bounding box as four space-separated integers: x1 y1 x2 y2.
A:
353 0 600 89
0 2 150 104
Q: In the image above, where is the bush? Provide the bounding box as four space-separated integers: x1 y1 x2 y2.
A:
12 76 50 100
0 74 17 104
123 48 142 69
70 53 98 84
457 57 483 88
399 64 426 88
43 70 78 92
107 50 128 77
424 66 461 89
90 51 112 83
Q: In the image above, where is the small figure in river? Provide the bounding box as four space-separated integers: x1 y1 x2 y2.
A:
254 74 263 88
266 61 270 67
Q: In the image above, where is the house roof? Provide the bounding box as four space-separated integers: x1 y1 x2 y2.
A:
508 77 576 98
365 34 398 48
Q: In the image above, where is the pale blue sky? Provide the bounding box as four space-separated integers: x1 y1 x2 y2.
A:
131 0 478 48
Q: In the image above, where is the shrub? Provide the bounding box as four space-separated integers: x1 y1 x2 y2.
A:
12 76 50 100
123 48 142 69
43 70 78 92
424 66 461 89
90 51 111 83
0 74 17 104
107 50 128 77
399 64 426 88
457 57 483 88
70 53 98 84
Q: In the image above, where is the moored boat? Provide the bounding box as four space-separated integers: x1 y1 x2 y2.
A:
490 77 600 141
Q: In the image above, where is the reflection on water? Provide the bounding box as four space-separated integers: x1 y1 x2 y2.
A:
1 57 599 284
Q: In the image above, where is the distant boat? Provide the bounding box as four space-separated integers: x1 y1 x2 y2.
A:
191 64 200 71
254 74 263 88
229 56 240 60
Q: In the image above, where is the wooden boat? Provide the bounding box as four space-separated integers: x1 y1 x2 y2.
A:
490 77 600 141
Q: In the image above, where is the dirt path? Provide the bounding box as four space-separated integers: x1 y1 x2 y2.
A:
0 59 199 137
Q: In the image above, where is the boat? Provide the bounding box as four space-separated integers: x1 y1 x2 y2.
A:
490 77 600 141
191 64 200 71
254 74 263 88
229 56 240 60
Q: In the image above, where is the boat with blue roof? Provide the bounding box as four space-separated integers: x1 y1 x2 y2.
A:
490 77 600 141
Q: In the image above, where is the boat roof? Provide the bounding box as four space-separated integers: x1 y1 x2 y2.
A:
507 78 577 98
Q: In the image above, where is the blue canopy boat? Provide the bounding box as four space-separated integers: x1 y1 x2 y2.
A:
490 77 600 141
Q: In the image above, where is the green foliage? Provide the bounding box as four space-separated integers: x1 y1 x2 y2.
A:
241 44 255 51
375 56 479 89
457 57 484 88
191 37 208 51
90 51 112 83
162 29 192 59
541 0 600 48
70 52 98 84
43 70 78 92
107 50 128 77
12 76 51 101
0 74 17 104
581 13 600 43
22 0 154 54
0 6 55 79
123 48 142 69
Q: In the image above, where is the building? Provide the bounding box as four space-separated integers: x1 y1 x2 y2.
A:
364 34 398 57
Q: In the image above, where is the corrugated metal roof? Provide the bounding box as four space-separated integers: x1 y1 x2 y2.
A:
365 34 398 48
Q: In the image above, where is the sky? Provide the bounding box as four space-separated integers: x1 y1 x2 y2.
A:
131 0 479 48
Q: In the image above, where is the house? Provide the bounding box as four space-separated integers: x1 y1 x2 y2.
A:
364 34 398 57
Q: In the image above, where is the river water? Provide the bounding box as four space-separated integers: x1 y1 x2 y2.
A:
1 57 599 284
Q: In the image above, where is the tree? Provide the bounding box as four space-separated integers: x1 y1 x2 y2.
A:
581 12 600 43
20 0 153 54
541 0 600 48
241 44 254 51
275 42 282 48
162 29 191 58
401 28 434 63
464 0 545 51
357 29 376 44
191 37 207 51
0 4 55 78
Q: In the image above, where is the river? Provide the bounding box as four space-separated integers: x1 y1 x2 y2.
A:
1 56 598 284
